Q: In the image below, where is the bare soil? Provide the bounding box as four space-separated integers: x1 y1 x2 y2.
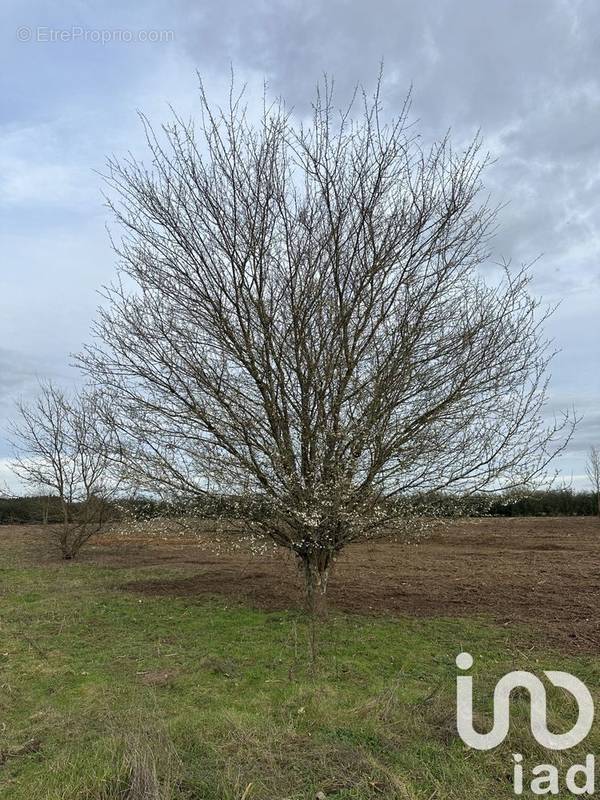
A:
2 516 600 651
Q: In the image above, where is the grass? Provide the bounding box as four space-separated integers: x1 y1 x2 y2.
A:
1 560 600 799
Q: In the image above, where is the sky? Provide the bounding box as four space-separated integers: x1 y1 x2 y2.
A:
0 0 598 491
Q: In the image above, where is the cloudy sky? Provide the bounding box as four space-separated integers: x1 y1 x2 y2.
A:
1 0 598 491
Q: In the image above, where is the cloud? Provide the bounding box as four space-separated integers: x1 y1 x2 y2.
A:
0 0 598 485
0 457 28 495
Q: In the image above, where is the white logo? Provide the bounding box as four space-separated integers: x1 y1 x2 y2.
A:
456 652 594 751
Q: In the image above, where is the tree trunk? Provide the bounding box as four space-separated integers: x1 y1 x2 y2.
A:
60 500 73 559
297 548 334 664
300 549 333 617
60 527 75 559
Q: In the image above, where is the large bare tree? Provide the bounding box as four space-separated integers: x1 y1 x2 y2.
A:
81 78 572 609
9 382 120 558
587 445 600 517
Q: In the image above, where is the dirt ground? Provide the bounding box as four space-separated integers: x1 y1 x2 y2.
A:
2 516 600 651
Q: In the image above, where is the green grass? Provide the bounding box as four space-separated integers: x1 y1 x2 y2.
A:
1 562 599 799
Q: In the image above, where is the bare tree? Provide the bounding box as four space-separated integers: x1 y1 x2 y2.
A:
9 382 120 558
587 445 600 517
80 77 572 611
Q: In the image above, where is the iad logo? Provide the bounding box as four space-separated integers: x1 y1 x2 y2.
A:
456 653 597 796
456 652 594 751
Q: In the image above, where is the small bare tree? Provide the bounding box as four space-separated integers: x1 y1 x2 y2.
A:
9 382 120 558
81 77 572 611
587 445 600 517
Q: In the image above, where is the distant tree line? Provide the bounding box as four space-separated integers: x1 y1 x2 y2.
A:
387 490 599 518
1 488 597 526
443 489 598 517
0 495 65 525
487 490 598 517
0 495 123 527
